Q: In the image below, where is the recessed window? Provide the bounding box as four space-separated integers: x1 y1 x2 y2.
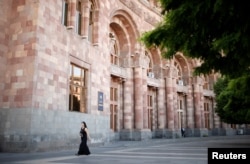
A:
174 61 184 85
61 0 68 26
110 87 118 131
76 0 82 35
88 1 94 42
110 41 119 65
69 64 88 113
147 94 153 130
204 102 210 129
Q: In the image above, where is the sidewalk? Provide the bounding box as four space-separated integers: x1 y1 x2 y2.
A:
100 134 250 148
0 135 249 164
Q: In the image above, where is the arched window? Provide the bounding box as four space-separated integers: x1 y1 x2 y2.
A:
109 32 119 66
146 51 154 78
110 43 118 65
203 75 210 90
174 61 184 85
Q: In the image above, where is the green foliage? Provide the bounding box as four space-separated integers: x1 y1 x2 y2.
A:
141 0 250 124
214 76 250 124
141 0 250 77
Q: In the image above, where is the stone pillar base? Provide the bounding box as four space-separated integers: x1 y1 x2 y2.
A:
224 128 237 136
120 129 133 140
0 108 109 152
184 128 193 137
211 128 226 136
193 128 213 137
164 129 175 139
154 129 166 138
193 128 210 137
244 128 250 135
120 129 152 141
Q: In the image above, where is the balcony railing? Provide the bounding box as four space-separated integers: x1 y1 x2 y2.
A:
110 64 127 78
147 76 160 87
203 89 214 97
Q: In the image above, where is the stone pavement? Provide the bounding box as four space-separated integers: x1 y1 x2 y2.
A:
0 135 249 164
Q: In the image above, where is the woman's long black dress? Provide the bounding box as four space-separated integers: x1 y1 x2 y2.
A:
77 128 91 155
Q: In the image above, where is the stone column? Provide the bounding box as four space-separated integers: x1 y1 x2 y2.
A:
166 77 174 129
142 69 148 129
157 82 165 129
155 79 166 138
80 0 90 38
193 83 203 137
173 79 178 130
68 0 77 29
134 67 144 129
193 84 202 128
200 91 204 129
132 48 151 139
123 76 133 130
186 81 194 129
210 97 215 129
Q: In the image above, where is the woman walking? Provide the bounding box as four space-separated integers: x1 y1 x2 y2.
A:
75 121 91 155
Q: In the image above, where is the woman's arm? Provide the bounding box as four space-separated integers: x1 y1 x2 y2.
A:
85 128 91 141
79 129 83 137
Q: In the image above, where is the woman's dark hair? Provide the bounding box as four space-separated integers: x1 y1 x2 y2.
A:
82 121 87 128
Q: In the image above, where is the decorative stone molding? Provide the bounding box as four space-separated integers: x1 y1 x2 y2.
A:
152 65 163 79
120 0 159 26
132 54 149 68
109 32 116 52
203 89 214 97
120 57 131 67
144 12 159 26
147 77 160 87
120 0 142 17
176 85 188 93
110 64 127 78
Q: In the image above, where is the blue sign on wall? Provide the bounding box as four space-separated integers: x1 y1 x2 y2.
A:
98 91 103 111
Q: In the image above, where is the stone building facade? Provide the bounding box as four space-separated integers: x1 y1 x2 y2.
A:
0 0 248 152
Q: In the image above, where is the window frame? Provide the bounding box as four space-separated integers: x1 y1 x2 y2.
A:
61 0 69 26
69 64 88 113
